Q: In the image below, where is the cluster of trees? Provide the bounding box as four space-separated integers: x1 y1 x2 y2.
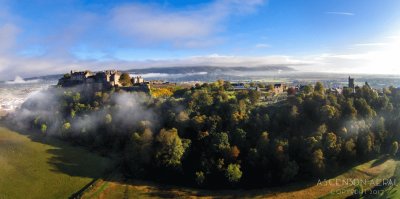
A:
15 80 400 188
119 73 133 86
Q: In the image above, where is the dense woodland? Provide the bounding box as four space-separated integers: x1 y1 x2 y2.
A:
9 80 400 188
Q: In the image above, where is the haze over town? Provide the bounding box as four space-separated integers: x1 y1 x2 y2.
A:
1 0 400 80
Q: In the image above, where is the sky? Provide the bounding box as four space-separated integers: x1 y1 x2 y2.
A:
0 0 400 80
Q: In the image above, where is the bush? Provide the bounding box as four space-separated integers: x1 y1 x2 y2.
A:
225 164 242 183
40 124 47 134
195 171 205 185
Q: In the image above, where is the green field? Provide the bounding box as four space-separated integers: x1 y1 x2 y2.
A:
0 125 112 199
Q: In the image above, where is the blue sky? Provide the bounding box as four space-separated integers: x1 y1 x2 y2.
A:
0 0 400 80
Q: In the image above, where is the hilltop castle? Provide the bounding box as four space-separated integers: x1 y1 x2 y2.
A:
58 70 147 91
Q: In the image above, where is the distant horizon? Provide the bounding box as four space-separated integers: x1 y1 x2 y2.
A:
3 65 400 83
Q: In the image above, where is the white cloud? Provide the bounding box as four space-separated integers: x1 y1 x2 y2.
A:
0 4 21 54
173 38 225 48
110 0 266 45
0 54 309 80
3 39 400 80
308 35 400 74
3 33 400 80
326 12 355 16
255 43 270 48
353 43 388 47
0 23 19 52
111 4 213 41
185 54 306 67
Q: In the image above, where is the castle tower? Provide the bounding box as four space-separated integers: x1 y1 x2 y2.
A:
348 76 355 89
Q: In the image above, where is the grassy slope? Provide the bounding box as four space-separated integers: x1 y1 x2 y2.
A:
0 126 112 199
321 158 397 199
81 159 399 199
364 159 400 199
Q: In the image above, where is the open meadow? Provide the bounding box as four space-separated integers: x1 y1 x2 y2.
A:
0 125 112 199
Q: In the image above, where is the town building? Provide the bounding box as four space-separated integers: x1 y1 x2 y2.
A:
231 83 246 90
329 87 343 95
343 76 356 93
273 83 286 94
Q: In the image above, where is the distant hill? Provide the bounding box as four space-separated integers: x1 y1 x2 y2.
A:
125 65 294 74
126 65 294 81
23 65 295 82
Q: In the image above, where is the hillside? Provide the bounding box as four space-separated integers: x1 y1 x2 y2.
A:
0 125 112 199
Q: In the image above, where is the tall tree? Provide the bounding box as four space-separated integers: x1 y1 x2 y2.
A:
225 163 242 183
391 141 398 157
314 82 325 95
155 128 189 168
312 149 325 175
119 73 132 86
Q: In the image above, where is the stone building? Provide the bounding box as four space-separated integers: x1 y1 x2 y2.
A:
132 76 144 84
70 70 94 81
348 76 355 89
58 70 145 90
95 70 122 87
274 83 286 94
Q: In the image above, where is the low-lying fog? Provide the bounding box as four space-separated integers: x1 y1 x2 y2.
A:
0 77 55 113
1 72 400 114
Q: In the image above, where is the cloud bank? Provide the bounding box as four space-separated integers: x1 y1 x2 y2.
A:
0 0 272 80
325 12 355 16
110 0 266 47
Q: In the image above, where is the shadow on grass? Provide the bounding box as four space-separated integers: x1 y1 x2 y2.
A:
107 177 318 199
0 120 115 198
112 158 398 199
359 160 400 199
371 155 391 168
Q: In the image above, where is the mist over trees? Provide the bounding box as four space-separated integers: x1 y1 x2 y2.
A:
7 81 400 188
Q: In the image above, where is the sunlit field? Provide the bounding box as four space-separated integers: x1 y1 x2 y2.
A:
0 126 112 199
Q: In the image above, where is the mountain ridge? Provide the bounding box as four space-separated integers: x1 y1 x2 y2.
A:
21 65 294 82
